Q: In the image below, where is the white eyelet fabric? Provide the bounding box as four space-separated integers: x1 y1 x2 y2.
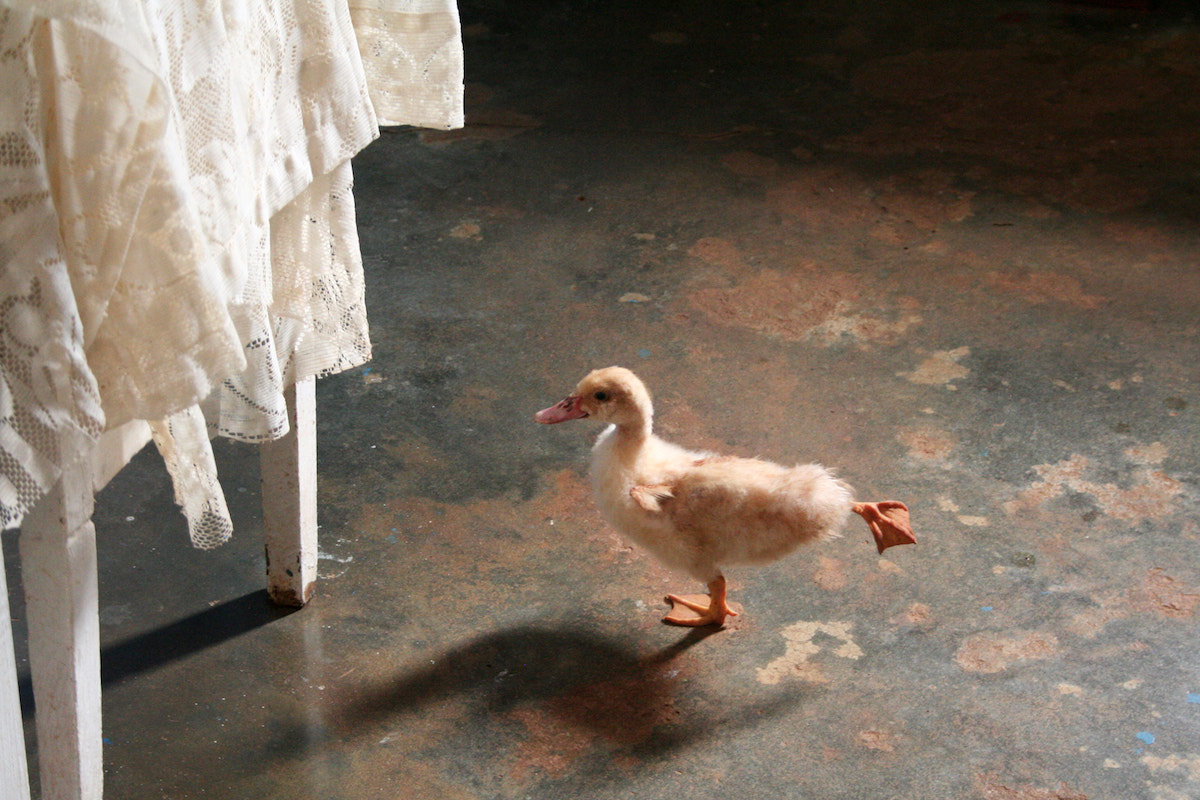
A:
0 0 463 545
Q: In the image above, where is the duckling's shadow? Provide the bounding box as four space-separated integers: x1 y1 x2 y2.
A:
331 623 805 759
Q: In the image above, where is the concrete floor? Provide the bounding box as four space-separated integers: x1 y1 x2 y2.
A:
8 0 1200 797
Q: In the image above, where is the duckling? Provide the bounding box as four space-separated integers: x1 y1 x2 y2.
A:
535 367 916 626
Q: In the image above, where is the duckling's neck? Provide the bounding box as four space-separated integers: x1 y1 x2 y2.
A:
610 410 653 456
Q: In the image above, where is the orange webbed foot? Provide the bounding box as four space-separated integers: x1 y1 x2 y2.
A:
853 501 917 555
663 577 740 627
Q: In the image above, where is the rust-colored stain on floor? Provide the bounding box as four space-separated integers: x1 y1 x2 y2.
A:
504 664 684 781
984 271 1107 310
975 773 1090 800
689 266 922 347
954 630 1061 674
1006 452 1185 523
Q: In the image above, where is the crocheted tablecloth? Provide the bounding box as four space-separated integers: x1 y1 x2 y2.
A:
0 0 462 545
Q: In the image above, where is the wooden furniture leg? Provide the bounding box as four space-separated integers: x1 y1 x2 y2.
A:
20 451 102 800
0 551 32 800
260 377 318 607
7 395 313 800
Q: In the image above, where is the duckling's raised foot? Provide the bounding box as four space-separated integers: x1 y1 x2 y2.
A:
853 501 917 555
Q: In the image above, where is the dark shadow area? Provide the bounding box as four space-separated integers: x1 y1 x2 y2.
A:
271 624 811 763
100 590 296 686
334 625 712 724
18 590 295 715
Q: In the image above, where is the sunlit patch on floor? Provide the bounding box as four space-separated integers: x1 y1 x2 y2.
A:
900 347 970 388
756 620 863 685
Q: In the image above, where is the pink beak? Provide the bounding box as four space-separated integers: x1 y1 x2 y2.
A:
535 395 588 424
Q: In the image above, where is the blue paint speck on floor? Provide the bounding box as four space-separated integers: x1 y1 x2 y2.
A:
1187 693 1200 704
637 348 651 358
1136 732 1155 745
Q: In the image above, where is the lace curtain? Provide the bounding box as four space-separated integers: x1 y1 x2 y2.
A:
0 0 464 546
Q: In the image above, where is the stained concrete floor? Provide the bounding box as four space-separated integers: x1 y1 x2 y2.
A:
8 0 1200 797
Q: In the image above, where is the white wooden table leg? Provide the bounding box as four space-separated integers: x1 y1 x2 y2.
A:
260 377 318 607
0 550 33 800
19 454 102 800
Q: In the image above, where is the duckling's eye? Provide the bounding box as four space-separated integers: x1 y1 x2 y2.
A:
593 391 609 402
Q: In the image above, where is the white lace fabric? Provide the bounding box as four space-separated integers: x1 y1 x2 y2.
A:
0 0 464 545
349 0 465 129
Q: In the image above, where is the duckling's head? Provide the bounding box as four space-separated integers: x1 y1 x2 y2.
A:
534 366 653 431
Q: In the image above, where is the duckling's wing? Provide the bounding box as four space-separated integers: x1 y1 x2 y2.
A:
629 450 718 512
630 483 675 512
